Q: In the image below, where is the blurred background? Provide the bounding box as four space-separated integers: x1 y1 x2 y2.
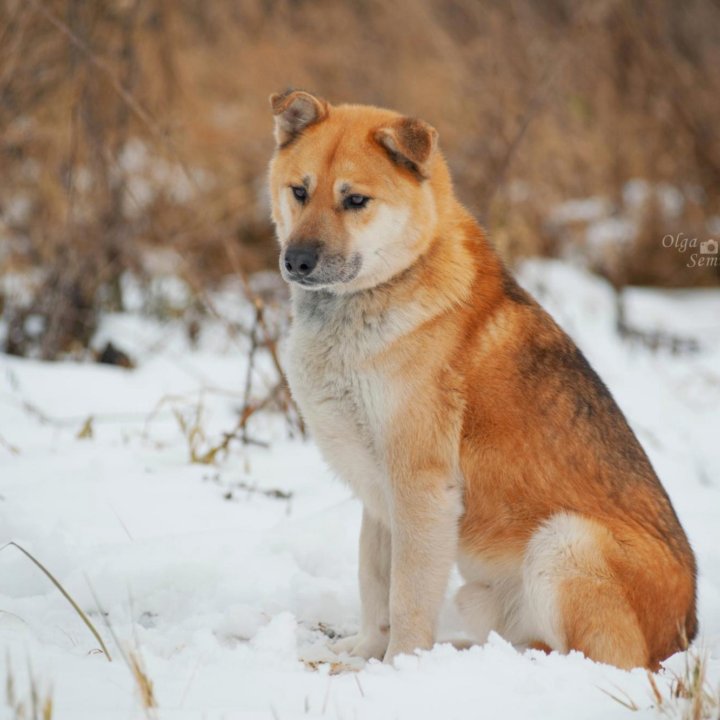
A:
1 0 719 361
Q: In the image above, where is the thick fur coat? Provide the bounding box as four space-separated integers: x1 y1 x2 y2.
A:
268 90 697 669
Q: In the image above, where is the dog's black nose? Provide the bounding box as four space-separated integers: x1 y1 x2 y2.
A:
284 245 319 277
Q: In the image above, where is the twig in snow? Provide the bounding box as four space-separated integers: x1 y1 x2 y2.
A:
224 480 292 502
0 433 20 455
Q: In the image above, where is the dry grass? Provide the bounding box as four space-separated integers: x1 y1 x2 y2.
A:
656 650 720 720
1 0 719 358
0 542 111 662
85 587 159 717
127 651 156 715
4 611 157 719
603 649 720 720
4 660 53 720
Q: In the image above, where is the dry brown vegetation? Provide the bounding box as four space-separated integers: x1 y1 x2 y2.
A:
604 647 720 720
4 660 54 720
1 0 719 358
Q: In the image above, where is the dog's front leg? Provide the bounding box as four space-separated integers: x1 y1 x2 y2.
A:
331 507 391 660
384 470 461 662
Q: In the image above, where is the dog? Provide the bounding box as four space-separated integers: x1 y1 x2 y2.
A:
267 90 697 669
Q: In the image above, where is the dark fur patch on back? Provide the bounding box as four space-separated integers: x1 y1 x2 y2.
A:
522 340 615 420
520 334 693 564
500 266 533 306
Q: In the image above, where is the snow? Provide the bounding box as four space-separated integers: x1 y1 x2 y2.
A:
708 216 720 237
1 260 719 719
116 138 213 217
549 197 612 225
586 217 638 253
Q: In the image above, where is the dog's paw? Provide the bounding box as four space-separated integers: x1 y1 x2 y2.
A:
330 633 388 660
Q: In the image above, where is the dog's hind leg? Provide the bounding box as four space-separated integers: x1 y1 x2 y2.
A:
455 581 506 643
521 512 649 669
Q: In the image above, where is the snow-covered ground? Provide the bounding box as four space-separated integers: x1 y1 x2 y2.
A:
1 260 719 719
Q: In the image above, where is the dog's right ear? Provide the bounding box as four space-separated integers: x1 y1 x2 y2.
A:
374 117 438 179
269 90 329 147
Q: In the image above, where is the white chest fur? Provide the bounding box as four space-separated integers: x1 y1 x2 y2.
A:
285 288 403 523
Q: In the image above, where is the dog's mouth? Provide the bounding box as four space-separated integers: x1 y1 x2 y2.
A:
294 277 322 288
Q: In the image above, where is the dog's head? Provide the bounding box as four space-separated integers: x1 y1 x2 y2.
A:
268 90 442 293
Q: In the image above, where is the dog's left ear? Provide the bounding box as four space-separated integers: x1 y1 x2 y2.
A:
374 117 438 179
270 90 329 146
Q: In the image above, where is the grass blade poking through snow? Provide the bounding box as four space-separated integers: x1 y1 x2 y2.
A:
0 542 112 662
85 582 157 715
599 647 720 719
4 657 54 720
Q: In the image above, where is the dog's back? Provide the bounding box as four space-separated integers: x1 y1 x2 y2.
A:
452 229 697 667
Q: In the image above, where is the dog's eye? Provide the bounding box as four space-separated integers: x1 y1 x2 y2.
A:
291 186 307 203
343 194 370 210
